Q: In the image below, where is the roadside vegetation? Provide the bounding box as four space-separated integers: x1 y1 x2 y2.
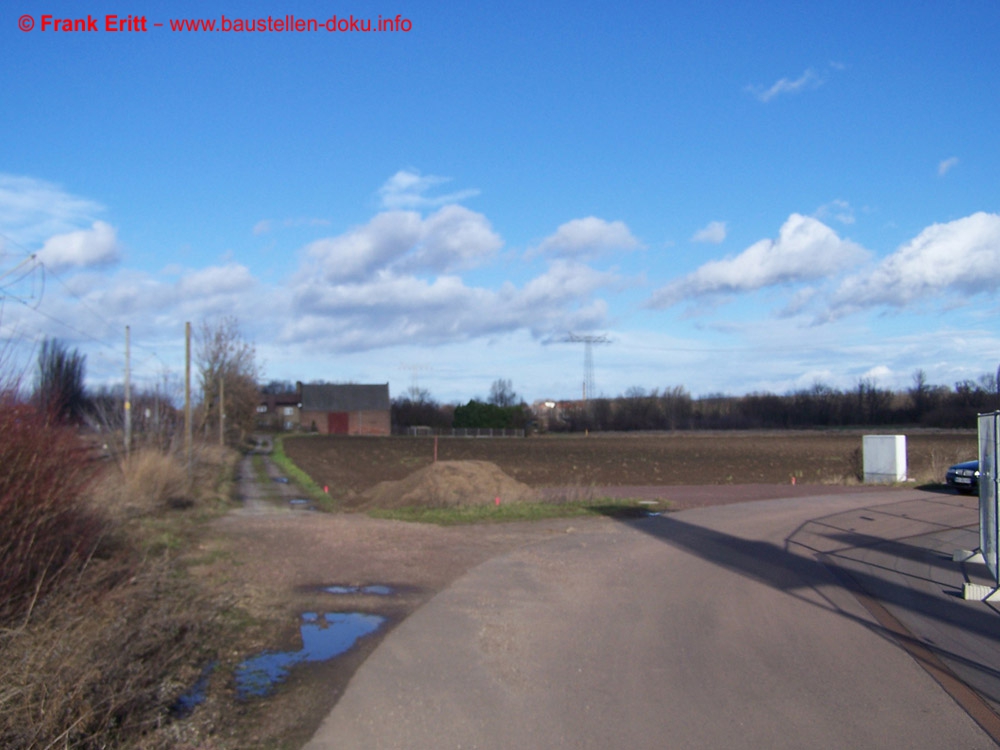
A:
0 396 238 748
0 323 260 748
368 497 659 525
272 434 335 510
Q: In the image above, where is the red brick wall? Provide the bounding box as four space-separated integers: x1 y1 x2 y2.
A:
299 410 389 435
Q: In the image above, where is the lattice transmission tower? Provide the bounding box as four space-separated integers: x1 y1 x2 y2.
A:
564 333 610 401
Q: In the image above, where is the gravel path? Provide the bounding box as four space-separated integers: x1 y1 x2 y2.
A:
235 435 316 514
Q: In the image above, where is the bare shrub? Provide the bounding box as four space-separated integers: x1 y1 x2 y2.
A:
0 397 106 625
0 429 235 748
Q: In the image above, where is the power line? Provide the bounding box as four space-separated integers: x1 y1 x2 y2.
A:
0 232 181 387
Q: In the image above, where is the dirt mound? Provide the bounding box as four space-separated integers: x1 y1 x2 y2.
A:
360 460 539 510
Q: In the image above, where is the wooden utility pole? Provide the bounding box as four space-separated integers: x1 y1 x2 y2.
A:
185 322 192 486
124 325 132 457
219 375 225 446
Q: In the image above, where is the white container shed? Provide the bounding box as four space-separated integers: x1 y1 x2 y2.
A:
862 434 907 483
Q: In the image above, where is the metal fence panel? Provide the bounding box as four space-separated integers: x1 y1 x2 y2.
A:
404 427 525 438
979 412 999 584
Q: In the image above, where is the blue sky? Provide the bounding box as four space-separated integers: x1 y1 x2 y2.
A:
2 0 999 405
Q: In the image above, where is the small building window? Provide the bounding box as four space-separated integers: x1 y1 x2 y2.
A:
283 406 295 416
256 405 268 413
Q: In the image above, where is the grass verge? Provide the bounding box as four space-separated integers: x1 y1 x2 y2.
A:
367 497 665 525
272 434 335 510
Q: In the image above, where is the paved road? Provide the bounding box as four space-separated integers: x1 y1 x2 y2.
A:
305 490 999 749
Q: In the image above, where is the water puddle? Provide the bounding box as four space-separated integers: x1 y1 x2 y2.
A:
323 584 393 596
272 476 290 484
234 612 385 699
639 500 662 517
289 498 313 509
170 662 215 718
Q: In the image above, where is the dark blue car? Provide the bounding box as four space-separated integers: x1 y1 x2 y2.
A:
946 460 979 494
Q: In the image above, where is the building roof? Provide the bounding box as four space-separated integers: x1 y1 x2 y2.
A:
259 392 300 407
299 383 390 412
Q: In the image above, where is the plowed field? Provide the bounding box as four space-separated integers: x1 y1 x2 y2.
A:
283 430 976 500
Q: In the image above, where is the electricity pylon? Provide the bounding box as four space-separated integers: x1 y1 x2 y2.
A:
564 333 610 401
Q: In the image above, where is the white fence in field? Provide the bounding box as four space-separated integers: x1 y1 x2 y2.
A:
404 427 524 438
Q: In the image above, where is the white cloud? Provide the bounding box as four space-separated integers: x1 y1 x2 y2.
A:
302 205 502 283
177 263 257 299
303 211 422 282
519 259 618 308
746 68 822 103
76 263 260 324
285 259 615 352
691 220 727 244
862 364 893 382
648 214 868 308
401 205 504 273
378 169 480 210
938 157 959 177
778 287 818 317
829 212 1000 317
813 199 855 225
279 196 624 353
253 219 272 235
37 220 120 271
0 174 105 248
534 217 640 258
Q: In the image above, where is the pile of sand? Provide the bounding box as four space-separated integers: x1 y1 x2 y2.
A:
360 460 539 510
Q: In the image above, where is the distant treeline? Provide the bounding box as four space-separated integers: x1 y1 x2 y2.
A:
392 397 531 432
393 371 999 433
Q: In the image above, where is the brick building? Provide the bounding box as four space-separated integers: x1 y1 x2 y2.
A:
297 383 391 435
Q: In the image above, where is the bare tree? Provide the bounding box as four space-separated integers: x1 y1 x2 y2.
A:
488 378 518 407
195 316 261 445
34 338 86 423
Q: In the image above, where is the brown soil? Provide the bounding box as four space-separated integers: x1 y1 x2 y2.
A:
357 460 539 510
180 430 975 748
284 430 977 500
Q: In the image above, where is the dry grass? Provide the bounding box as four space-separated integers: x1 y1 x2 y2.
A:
0 556 218 750
95 449 190 519
0 401 238 749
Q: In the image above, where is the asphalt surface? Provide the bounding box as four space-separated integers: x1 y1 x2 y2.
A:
304 488 1000 749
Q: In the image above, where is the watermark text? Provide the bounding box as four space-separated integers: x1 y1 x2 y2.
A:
18 13 412 34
